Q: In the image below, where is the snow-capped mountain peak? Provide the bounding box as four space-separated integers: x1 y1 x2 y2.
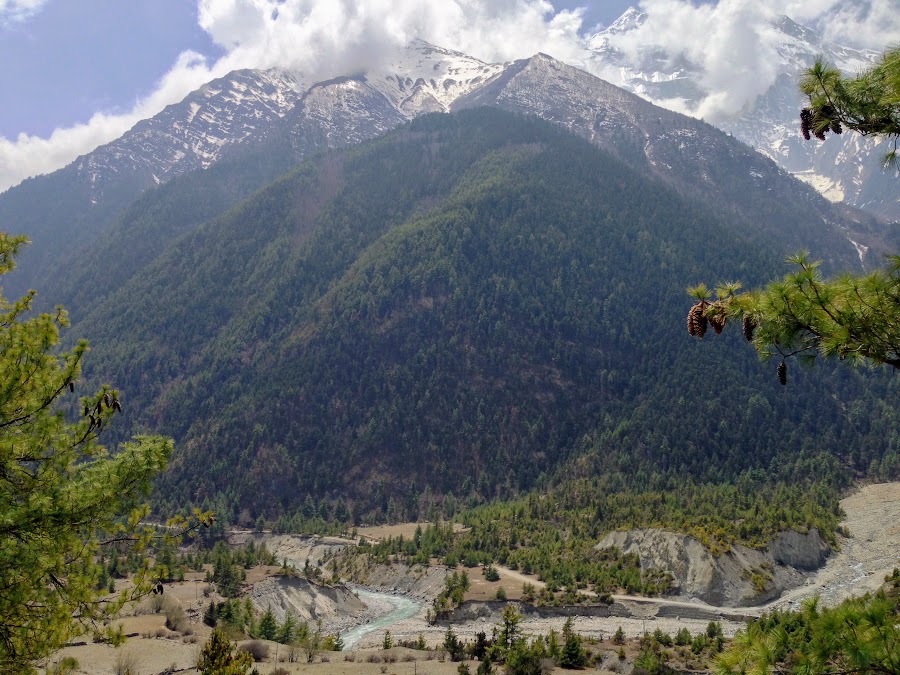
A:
367 39 505 114
586 7 897 222
604 7 646 35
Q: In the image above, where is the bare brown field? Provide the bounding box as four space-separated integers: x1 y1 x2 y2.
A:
463 565 528 601
356 522 466 543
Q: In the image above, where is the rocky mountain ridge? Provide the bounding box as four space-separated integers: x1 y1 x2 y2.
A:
3 36 883 298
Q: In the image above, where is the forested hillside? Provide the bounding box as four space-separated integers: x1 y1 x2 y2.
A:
55 109 898 525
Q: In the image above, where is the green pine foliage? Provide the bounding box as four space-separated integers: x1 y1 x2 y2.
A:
0 234 175 671
560 618 588 668
800 47 900 166
257 607 278 641
197 629 254 675
717 592 900 675
693 253 900 372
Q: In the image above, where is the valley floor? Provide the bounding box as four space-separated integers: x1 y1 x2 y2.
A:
43 482 900 674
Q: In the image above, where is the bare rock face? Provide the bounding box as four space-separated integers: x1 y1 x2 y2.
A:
770 529 830 570
249 575 366 625
351 562 448 601
597 528 829 607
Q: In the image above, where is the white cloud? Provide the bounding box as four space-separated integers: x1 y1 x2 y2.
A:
194 0 590 81
816 0 900 53
0 0 48 25
0 0 898 192
592 0 900 121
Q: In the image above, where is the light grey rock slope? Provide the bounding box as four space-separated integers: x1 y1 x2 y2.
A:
598 528 829 607
249 575 367 626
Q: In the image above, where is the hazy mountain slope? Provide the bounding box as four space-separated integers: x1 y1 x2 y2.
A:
587 9 899 222
39 131 300 317
65 110 897 520
453 53 869 271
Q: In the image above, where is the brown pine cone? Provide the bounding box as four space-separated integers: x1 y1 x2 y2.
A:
742 316 757 342
687 302 708 338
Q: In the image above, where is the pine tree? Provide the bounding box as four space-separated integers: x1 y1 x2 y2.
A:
257 606 278 641
692 44 900 376
0 234 177 671
689 252 900 376
444 627 464 661
499 604 522 649
277 612 297 644
203 601 218 627
197 629 254 675
560 617 588 668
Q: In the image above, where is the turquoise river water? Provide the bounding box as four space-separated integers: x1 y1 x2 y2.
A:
340 589 422 650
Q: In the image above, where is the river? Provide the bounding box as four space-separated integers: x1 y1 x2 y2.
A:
340 589 422 650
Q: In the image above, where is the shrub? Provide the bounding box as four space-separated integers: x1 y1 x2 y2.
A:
197 629 254 674
653 628 673 647
238 640 270 662
146 593 165 614
675 628 692 646
113 649 140 675
521 582 536 603
163 597 188 633
47 657 80 675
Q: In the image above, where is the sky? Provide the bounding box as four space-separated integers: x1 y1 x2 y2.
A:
0 0 897 192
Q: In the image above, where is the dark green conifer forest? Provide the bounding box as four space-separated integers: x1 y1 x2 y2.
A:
46 108 895 532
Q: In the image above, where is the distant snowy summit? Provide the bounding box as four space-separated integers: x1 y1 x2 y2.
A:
70 16 896 222
73 41 504 203
586 9 897 222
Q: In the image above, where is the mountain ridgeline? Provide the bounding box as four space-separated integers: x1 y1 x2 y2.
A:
3 46 888 309
60 109 898 523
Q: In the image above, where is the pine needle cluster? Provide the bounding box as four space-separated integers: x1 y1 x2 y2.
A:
799 47 900 168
